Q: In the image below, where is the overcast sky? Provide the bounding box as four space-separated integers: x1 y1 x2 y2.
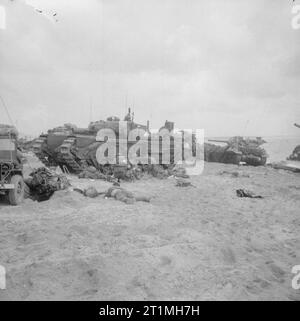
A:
0 0 300 137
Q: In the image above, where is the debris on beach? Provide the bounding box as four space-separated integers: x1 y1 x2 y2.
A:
113 164 142 181
78 166 109 180
175 177 195 188
78 164 172 182
172 166 190 178
218 170 250 178
25 167 70 202
236 189 263 199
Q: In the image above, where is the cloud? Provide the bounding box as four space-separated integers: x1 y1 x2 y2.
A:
0 0 299 137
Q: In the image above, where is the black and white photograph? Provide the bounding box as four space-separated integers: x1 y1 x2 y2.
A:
0 0 300 305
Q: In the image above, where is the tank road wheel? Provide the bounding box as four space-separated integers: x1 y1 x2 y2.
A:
8 175 25 206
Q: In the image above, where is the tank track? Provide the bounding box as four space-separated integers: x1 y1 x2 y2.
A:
60 137 83 173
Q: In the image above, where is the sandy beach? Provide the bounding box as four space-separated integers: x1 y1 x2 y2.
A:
0 160 299 301
2 0 300 306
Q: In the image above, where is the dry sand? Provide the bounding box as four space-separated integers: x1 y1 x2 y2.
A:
0 159 299 300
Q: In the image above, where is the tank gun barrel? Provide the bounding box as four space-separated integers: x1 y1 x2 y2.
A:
208 139 229 144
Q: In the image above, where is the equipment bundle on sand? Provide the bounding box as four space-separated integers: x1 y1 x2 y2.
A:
78 166 108 180
78 164 141 182
78 163 178 182
25 167 70 202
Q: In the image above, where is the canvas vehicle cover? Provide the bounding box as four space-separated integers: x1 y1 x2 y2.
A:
0 124 18 138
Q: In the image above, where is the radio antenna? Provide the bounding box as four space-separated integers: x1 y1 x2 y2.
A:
0 94 15 126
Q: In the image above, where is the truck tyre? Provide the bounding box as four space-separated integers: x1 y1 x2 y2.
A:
24 183 31 199
8 175 25 205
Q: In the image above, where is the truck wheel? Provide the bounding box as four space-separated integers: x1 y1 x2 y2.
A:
24 184 31 199
8 175 25 206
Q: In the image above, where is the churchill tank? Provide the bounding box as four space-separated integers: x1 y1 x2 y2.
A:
58 116 194 173
33 124 77 168
58 109 150 173
33 110 191 174
206 136 268 166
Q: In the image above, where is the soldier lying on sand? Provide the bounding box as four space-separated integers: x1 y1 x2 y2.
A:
74 185 151 204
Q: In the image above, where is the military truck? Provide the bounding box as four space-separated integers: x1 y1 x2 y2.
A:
0 126 25 205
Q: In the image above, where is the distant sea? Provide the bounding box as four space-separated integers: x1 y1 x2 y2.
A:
206 136 300 163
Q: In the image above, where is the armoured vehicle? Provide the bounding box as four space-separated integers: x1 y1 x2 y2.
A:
33 123 77 168
287 123 300 161
33 110 149 173
0 125 25 205
288 145 300 161
58 108 150 173
206 136 268 166
34 111 193 174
